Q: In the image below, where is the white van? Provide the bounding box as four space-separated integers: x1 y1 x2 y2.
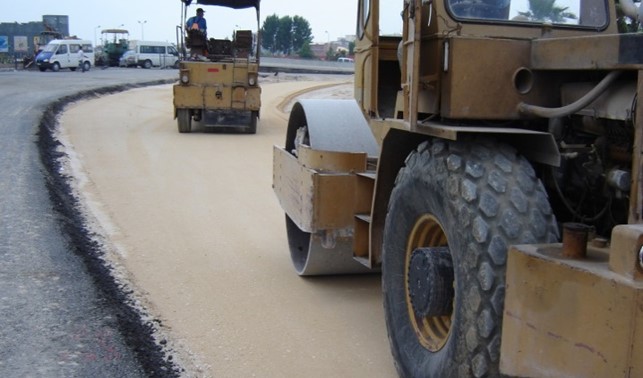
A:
337 57 354 63
35 40 94 72
126 41 180 69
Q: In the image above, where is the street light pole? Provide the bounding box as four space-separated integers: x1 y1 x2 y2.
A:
138 20 147 40
325 30 331 60
94 25 101 47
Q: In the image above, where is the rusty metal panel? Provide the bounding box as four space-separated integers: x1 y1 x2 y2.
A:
353 217 370 258
313 173 358 230
561 82 636 121
273 145 315 232
232 63 248 84
532 34 643 70
173 84 203 108
631 71 643 224
297 145 368 173
231 87 246 109
205 63 232 84
245 87 261 110
416 123 560 166
174 58 260 124
182 61 234 85
500 243 643 377
273 146 358 233
441 37 533 119
203 85 232 108
353 173 376 264
609 224 643 281
355 172 375 214
633 290 643 378
531 35 619 70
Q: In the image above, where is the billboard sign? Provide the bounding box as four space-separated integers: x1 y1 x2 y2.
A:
0 36 8 53
14 36 29 52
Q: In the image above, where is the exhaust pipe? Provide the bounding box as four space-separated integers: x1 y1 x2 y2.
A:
619 0 643 23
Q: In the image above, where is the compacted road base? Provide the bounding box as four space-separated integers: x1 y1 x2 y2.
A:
58 77 397 377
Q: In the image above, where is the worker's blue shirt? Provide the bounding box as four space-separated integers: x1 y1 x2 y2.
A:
186 16 207 32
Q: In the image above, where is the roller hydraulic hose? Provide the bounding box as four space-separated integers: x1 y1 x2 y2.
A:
517 71 622 119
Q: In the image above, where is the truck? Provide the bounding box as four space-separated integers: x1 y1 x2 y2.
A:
273 0 643 376
173 0 261 134
96 28 130 67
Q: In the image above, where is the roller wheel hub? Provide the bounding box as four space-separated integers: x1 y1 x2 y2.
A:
408 247 454 318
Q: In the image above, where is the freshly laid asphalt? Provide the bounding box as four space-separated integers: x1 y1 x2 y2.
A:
0 67 180 377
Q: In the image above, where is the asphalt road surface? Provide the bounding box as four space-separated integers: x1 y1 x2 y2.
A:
57 75 397 376
0 67 185 376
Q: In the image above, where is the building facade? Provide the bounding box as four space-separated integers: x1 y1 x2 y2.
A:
0 15 69 58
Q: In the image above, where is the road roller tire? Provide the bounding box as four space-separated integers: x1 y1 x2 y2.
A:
382 138 558 377
285 215 372 276
246 111 258 134
177 108 192 133
282 100 379 275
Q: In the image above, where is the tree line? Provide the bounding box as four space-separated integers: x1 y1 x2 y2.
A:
260 14 315 58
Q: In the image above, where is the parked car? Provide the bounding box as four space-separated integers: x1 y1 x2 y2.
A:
119 50 137 67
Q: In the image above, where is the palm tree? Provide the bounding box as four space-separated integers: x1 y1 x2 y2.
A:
518 0 577 23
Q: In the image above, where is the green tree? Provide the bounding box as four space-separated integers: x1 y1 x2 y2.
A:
348 41 355 56
276 16 293 55
261 14 314 55
292 16 313 53
326 46 336 61
261 14 280 53
298 40 314 59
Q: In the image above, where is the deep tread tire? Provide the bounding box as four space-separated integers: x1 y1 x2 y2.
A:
177 108 192 133
382 138 558 377
247 111 258 134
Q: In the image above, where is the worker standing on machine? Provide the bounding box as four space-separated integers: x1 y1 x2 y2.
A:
185 7 208 57
186 8 207 36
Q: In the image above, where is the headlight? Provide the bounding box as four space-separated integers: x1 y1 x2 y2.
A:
43 59 49 63
180 71 190 84
248 74 257 86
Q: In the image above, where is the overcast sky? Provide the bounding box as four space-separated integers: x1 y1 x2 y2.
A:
1 0 362 45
